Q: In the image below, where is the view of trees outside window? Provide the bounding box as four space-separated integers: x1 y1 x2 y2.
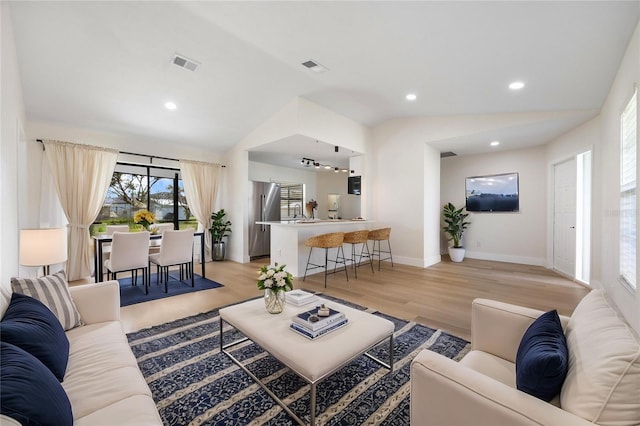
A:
279 183 304 219
91 165 198 236
150 177 189 222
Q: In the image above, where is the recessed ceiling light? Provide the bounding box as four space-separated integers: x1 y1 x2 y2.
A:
164 102 177 111
405 93 417 101
490 141 500 147
509 81 525 90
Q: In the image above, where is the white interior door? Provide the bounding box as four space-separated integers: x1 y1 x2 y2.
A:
553 159 577 277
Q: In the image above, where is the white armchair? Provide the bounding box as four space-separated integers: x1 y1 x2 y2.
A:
410 291 640 426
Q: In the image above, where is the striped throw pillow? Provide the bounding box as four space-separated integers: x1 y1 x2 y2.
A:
10 271 83 331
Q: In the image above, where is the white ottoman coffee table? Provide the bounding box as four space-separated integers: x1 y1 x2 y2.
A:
219 297 395 426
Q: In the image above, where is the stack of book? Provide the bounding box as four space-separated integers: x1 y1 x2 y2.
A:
290 306 348 339
285 289 319 306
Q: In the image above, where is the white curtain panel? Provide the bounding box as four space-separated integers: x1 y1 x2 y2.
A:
179 159 222 257
39 155 66 228
43 140 118 281
28 155 68 278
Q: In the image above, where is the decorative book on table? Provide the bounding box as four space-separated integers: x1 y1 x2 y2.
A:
290 318 349 340
285 289 319 306
292 306 345 331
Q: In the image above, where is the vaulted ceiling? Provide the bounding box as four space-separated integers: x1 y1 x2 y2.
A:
8 1 639 167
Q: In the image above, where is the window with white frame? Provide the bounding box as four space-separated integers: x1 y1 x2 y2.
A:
278 182 304 219
620 88 637 290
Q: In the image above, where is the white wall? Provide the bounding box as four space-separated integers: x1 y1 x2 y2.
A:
424 144 442 267
1 3 26 288
371 113 564 269
587 22 638 332
441 146 548 265
543 21 639 333
297 98 370 155
371 121 430 267
315 171 361 220
26 121 222 164
248 161 317 203
223 147 249 263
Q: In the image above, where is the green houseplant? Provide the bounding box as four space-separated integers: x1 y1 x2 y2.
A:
210 209 232 261
442 202 470 262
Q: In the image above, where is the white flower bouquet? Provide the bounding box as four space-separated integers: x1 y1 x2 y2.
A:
256 263 293 293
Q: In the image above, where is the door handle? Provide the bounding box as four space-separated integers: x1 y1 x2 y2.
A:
570 226 575 229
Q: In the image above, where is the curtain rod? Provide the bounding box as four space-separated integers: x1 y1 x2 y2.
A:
36 139 225 167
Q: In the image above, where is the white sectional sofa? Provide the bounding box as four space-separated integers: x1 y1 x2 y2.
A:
1 280 162 425
410 290 640 426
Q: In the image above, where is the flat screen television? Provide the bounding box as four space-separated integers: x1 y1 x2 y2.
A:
348 176 361 195
465 172 519 212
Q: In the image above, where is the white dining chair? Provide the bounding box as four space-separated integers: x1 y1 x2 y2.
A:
151 223 175 234
106 225 130 234
148 229 195 293
101 224 131 263
149 223 175 254
104 231 151 294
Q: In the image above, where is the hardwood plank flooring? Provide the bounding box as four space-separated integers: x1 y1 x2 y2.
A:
110 257 590 341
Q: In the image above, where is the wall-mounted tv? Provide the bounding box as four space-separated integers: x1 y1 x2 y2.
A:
465 172 519 212
348 176 361 195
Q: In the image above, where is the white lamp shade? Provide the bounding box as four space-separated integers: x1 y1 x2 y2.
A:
19 228 68 266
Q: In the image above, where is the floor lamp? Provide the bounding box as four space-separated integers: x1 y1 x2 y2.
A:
19 228 68 276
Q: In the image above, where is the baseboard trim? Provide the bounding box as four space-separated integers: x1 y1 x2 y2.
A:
423 255 441 268
390 255 428 268
463 251 546 266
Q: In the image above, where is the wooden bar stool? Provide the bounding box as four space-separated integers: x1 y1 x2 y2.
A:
303 232 348 288
340 230 374 278
368 228 394 271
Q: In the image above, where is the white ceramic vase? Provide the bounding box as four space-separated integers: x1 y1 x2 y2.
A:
448 247 466 263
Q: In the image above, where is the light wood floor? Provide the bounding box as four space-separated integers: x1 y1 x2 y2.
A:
114 257 590 341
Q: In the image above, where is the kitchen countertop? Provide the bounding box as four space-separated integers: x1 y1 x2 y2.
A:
259 219 375 276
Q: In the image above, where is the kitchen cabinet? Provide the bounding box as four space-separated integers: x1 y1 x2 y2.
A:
349 155 363 177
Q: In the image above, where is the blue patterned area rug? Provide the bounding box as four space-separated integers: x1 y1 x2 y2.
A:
119 273 224 307
127 296 470 425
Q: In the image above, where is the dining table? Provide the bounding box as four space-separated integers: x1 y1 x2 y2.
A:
93 232 206 283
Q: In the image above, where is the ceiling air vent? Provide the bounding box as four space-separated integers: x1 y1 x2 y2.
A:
440 151 457 158
171 54 200 72
301 59 328 73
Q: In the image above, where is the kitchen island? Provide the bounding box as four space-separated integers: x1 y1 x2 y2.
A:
256 220 375 277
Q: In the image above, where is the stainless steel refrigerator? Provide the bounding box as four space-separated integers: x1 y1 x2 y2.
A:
249 181 281 259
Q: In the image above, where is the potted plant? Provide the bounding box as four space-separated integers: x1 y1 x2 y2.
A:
210 209 232 261
442 202 471 262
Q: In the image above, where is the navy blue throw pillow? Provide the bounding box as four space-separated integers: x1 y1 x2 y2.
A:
0 342 73 426
0 292 70 381
515 309 568 401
